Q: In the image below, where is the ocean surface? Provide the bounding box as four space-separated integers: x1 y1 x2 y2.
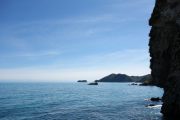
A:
0 82 163 120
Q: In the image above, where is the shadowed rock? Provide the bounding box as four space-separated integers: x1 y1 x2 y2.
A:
149 0 180 118
150 97 162 102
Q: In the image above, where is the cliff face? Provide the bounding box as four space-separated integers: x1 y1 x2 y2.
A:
149 0 180 118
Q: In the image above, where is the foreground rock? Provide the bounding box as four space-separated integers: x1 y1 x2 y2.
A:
149 0 180 118
150 97 162 102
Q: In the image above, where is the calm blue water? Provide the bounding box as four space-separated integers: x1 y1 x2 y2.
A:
0 83 163 120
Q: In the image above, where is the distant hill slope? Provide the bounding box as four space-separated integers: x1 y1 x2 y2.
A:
131 74 152 83
95 73 151 83
95 73 133 82
137 74 152 83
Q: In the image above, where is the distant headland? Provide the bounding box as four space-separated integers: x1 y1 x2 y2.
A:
77 73 154 85
95 73 153 85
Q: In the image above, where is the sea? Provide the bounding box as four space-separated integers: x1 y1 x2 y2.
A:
0 82 163 120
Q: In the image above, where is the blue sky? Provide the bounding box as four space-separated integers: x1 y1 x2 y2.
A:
0 0 155 82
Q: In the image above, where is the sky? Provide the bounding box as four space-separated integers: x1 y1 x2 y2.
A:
0 0 155 82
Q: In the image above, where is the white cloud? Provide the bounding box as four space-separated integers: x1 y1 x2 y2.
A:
0 49 150 82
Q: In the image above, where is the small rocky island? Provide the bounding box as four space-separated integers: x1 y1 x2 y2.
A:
88 82 98 85
77 80 87 82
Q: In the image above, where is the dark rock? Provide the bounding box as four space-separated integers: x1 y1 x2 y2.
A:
88 82 98 85
94 80 99 83
149 0 180 118
146 104 156 107
77 80 87 82
150 97 162 102
131 83 138 85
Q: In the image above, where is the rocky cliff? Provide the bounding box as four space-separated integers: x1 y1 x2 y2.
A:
149 0 180 119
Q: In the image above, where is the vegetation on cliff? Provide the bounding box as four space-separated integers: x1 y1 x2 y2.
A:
95 73 152 84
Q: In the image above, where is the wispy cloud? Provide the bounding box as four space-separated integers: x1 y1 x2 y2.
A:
1 50 61 58
68 49 150 67
0 0 153 82
109 0 154 11
0 14 132 49
0 66 150 82
16 51 60 57
1 13 140 32
0 49 150 82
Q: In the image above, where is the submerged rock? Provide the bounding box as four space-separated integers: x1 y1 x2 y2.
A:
146 104 156 107
146 104 162 108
